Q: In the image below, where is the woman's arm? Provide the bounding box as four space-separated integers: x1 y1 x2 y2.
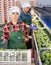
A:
2 24 9 43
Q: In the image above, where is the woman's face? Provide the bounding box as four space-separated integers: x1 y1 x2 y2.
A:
24 7 30 13
11 11 19 21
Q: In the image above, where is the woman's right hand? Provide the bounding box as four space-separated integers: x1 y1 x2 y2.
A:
25 37 29 42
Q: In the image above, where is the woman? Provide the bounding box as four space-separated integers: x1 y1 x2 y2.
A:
19 3 32 25
2 6 30 49
19 3 32 49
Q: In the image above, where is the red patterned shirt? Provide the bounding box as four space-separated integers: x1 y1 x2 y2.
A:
3 22 29 41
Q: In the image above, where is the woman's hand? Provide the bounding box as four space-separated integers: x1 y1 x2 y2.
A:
2 39 8 44
25 37 29 42
29 25 38 30
26 24 29 28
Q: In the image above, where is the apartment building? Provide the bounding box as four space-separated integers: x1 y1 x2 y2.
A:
0 0 5 24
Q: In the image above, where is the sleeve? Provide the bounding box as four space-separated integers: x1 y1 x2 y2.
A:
2 25 9 41
20 22 29 36
23 23 29 41
29 13 32 25
24 26 29 42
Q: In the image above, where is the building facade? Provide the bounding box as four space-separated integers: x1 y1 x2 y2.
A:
0 0 36 24
0 0 5 24
6 0 14 23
